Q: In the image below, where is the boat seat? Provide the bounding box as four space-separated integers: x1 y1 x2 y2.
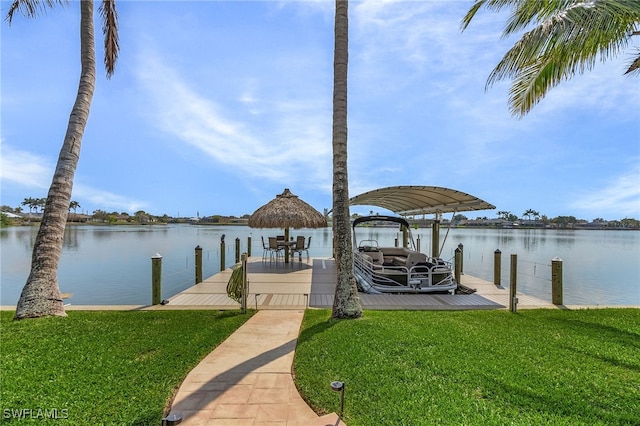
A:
392 256 407 266
406 252 428 267
369 251 384 268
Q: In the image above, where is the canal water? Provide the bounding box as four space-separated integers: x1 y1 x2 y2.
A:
1 224 638 306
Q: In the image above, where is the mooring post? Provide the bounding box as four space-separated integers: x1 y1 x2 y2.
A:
195 245 202 284
241 253 248 314
509 254 518 313
235 238 240 263
494 249 502 286
551 257 563 305
457 243 464 274
432 220 440 258
247 236 252 257
402 226 409 248
151 253 162 305
220 236 226 271
454 247 462 285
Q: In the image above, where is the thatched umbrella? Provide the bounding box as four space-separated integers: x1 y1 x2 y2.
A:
249 188 327 262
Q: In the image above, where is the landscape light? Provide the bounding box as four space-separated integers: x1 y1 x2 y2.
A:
161 412 182 425
330 381 345 419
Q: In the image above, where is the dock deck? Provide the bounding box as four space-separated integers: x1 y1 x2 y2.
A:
162 257 557 310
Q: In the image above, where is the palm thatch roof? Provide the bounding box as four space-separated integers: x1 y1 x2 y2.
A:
248 188 327 229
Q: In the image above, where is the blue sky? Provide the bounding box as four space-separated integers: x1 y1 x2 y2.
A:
2 0 639 221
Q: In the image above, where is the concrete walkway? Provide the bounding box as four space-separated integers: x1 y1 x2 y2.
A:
167 310 342 425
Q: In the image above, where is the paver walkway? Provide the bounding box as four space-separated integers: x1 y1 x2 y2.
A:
167 310 342 425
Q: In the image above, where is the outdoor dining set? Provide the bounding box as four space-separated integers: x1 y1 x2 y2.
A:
261 235 312 263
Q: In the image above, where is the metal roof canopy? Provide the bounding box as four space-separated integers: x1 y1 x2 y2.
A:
349 186 495 216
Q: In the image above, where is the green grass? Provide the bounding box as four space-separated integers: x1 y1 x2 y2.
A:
294 309 640 426
0 310 253 425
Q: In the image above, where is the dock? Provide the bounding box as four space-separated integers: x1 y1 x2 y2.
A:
160 257 557 310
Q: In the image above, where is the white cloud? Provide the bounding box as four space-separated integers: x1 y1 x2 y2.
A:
135 51 332 186
0 141 51 189
570 164 640 218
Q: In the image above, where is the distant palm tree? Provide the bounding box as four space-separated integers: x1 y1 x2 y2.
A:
21 197 37 215
523 208 537 221
69 200 81 214
461 0 640 116
8 0 119 320
331 0 362 319
35 197 47 213
497 210 511 220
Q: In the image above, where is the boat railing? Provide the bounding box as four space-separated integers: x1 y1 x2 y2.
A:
408 263 455 287
354 253 408 287
355 251 455 288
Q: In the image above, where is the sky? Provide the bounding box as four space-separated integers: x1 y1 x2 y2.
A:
2 0 639 221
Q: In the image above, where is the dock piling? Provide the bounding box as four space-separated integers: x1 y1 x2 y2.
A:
454 247 462 285
552 257 563 305
195 245 202 284
494 249 502 286
509 254 518 313
220 237 226 271
241 253 248 313
151 253 162 305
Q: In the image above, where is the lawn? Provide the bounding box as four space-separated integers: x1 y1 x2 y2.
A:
294 309 640 426
0 310 253 425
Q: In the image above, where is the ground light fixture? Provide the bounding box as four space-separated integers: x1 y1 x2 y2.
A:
161 413 182 425
330 380 345 419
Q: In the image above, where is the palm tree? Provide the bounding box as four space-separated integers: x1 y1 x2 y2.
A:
69 200 81 214
461 0 640 116
8 0 119 320
523 208 538 222
331 0 362 319
497 210 511 220
35 197 47 213
21 197 37 216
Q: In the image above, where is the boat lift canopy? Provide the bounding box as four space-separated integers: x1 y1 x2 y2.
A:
349 185 495 216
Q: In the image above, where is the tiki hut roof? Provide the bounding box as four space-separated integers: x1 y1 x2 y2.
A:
248 188 327 229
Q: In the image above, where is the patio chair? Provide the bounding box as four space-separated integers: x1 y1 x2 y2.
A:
305 236 312 257
295 236 311 259
261 236 270 262
268 237 284 263
292 236 305 261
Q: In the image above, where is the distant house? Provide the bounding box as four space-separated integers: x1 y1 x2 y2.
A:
68 213 91 223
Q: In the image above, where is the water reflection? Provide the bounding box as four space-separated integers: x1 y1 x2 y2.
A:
1 224 637 306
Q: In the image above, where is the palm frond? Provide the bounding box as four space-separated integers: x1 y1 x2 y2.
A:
98 0 119 79
625 51 640 75
6 0 66 25
465 0 640 115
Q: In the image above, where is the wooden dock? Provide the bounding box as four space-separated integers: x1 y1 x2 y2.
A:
161 257 558 310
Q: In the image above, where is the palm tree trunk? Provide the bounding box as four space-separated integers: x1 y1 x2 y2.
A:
331 0 362 319
14 0 96 319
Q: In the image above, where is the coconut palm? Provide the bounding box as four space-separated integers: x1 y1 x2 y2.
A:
7 0 119 319
331 0 362 319
461 0 640 116
21 197 38 216
69 200 81 214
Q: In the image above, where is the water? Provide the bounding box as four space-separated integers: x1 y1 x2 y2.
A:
1 224 638 306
